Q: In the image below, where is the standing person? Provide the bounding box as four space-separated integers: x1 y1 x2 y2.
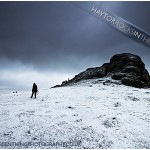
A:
31 83 38 99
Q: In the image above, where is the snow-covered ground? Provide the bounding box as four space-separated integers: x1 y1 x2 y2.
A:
0 77 150 148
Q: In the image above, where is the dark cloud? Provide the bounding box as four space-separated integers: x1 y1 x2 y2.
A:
0 1 150 87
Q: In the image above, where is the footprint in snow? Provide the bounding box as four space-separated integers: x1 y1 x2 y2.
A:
103 117 119 128
73 114 78 116
127 96 140 101
114 102 121 107
67 106 75 109
75 119 82 122
86 107 91 109
3 131 13 137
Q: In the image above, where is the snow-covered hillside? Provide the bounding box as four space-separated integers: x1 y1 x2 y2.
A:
0 77 150 148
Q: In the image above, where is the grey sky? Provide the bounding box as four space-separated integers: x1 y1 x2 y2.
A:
0 1 150 89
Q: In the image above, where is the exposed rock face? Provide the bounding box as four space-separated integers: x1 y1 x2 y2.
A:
55 53 150 88
109 53 150 88
107 53 150 88
69 64 108 83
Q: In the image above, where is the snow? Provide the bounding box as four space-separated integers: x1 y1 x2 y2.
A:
0 77 150 148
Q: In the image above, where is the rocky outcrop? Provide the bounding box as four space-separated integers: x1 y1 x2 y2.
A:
110 53 150 88
109 53 150 88
53 53 150 88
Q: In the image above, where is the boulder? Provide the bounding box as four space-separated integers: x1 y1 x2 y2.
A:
108 53 150 88
107 53 145 75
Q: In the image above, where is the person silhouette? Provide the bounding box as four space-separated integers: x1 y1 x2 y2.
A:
31 83 38 99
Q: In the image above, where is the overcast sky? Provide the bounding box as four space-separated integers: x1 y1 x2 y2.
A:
0 1 150 90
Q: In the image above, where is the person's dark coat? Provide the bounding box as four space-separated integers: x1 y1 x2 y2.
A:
31 83 38 98
32 83 37 92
